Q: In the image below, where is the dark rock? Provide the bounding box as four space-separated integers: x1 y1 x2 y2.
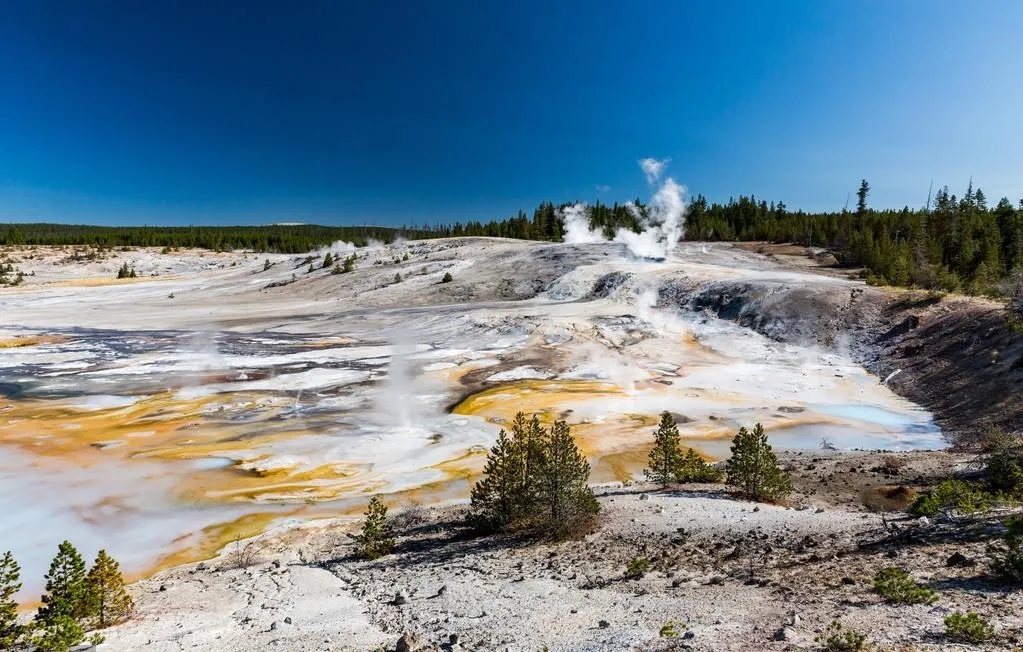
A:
598 620 610 629
396 632 423 652
947 552 976 568
773 626 796 641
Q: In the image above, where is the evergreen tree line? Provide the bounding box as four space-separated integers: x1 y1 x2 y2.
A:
685 180 1023 295
0 224 415 253
4 179 1022 295
0 543 133 652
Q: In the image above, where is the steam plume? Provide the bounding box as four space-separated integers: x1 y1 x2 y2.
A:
560 158 687 260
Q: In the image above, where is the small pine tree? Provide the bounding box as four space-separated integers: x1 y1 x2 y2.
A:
0 551 24 650
323 252 333 268
355 496 395 560
342 254 356 273
468 412 543 532
535 420 599 533
469 428 527 533
263 259 272 271
128 267 137 279
35 541 89 650
645 412 683 488
308 263 315 273
116 263 130 279
393 272 401 283
85 550 133 629
677 447 723 483
725 423 792 502
441 272 453 283
990 515 1023 585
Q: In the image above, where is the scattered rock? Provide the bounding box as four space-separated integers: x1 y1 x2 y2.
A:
396 632 424 652
393 591 408 606
773 626 796 641
598 620 610 629
947 552 976 568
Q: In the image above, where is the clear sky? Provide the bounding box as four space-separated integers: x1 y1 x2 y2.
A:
1 1 1022 226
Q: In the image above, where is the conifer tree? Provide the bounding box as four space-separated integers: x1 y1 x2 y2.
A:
856 179 870 216
645 412 684 487
355 496 395 560
34 541 90 651
677 447 723 483
85 550 134 629
535 420 599 531
468 428 526 533
725 423 792 502
0 551 24 650
36 542 90 625
322 252 333 268
469 413 598 536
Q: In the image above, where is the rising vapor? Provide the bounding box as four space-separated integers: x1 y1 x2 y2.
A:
560 158 687 260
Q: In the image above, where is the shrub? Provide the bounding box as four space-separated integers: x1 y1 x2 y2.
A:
355 496 395 560
322 252 333 268
815 621 868 651
944 611 994 643
441 271 453 283
990 515 1023 585
624 557 651 579
659 621 684 638
873 567 937 605
725 423 792 502
393 272 401 283
983 430 1023 499
908 479 992 517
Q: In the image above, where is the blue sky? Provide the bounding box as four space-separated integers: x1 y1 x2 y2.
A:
1 1 1021 226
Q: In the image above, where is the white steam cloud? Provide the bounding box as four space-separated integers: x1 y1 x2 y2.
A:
561 203 606 245
560 158 687 260
639 157 670 184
